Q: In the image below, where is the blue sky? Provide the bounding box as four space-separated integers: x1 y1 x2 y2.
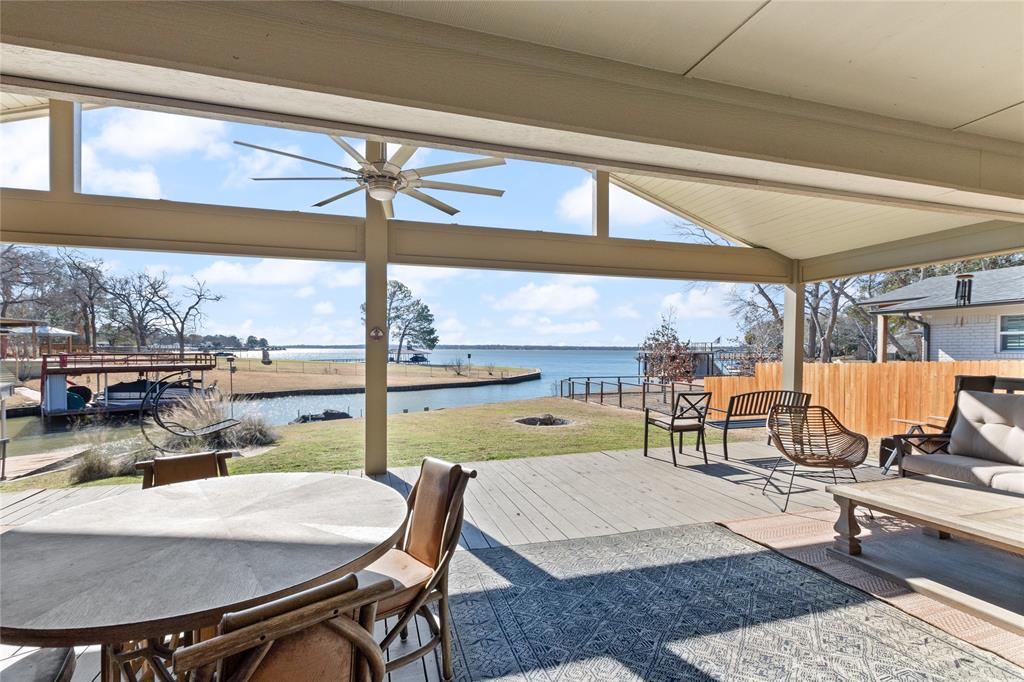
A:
1 107 742 346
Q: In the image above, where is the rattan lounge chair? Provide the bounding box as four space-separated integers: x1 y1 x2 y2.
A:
765 404 869 512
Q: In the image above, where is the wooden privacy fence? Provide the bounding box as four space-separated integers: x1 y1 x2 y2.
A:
704 360 1024 438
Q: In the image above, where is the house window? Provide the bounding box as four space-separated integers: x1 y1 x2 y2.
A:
999 314 1024 351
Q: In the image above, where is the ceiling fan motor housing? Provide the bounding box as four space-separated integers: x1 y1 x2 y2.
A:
365 175 401 201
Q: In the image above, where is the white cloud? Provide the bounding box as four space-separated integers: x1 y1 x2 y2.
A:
534 317 601 335
0 118 48 189
324 268 362 288
313 301 335 315
81 145 161 199
437 316 466 343
556 177 670 227
611 304 641 319
223 143 302 188
661 284 731 319
493 281 598 314
186 259 359 289
92 109 227 160
388 265 460 295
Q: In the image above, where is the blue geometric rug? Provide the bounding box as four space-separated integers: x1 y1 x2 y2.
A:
446 523 1024 681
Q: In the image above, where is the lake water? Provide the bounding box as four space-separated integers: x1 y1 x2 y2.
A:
233 347 641 425
9 348 643 453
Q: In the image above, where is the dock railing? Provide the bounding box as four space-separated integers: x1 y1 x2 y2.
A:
560 376 703 412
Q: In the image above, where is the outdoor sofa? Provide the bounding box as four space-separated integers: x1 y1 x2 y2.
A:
899 390 1024 494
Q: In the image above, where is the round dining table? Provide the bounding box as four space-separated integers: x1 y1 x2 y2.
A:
0 472 407 678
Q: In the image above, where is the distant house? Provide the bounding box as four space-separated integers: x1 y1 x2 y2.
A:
858 265 1024 362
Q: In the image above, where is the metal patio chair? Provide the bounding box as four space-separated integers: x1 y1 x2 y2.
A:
643 391 712 465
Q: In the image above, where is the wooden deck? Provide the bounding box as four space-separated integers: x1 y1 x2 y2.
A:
0 441 888 681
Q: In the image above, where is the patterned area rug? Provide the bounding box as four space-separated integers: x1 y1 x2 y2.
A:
445 523 1024 681
723 509 1024 667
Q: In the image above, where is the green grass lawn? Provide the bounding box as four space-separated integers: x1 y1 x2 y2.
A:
1 397 722 490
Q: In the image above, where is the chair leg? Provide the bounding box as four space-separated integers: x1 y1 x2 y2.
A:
699 428 708 464
762 457 783 493
440 591 454 681
643 418 649 457
782 463 797 513
400 624 409 641
669 431 678 467
722 429 729 461
831 468 838 485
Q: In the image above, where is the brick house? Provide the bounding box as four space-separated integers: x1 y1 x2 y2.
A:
858 265 1024 362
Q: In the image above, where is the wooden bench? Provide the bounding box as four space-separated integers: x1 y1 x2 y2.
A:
706 390 810 460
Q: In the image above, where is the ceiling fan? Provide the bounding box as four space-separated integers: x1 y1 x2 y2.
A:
235 136 506 217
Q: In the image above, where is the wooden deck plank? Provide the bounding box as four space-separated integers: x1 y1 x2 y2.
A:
0 488 45 509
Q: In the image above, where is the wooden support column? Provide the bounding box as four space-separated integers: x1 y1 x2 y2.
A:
876 314 889 363
48 99 81 195
592 170 609 238
782 282 805 392
364 141 389 475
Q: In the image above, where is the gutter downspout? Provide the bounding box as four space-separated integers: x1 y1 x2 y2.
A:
904 313 930 361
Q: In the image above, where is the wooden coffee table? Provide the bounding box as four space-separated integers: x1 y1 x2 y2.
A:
828 477 1024 556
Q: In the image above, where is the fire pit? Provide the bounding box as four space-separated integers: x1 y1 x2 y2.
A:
516 414 571 426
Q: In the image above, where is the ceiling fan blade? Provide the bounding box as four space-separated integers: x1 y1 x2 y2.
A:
388 145 418 169
329 136 370 167
313 186 364 208
251 176 359 181
382 199 395 219
410 179 504 197
402 189 460 216
234 141 361 174
403 157 505 178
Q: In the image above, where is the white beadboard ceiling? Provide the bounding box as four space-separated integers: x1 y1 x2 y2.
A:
611 173 984 260
353 0 1023 143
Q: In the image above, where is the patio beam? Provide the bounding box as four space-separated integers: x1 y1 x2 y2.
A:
47 99 79 196
798 220 1024 282
1 2 1020 211
363 142 389 475
781 283 805 393
592 171 609 239
389 220 793 284
0 189 365 262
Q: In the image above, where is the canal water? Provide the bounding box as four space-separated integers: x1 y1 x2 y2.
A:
9 348 640 454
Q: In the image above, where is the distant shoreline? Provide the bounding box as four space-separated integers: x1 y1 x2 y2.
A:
276 345 640 351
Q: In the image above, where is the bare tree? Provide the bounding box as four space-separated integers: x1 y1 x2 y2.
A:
58 249 108 351
103 272 168 350
0 244 57 318
152 278 223 355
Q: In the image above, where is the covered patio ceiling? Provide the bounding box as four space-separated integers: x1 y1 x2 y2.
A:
0 1 1020 283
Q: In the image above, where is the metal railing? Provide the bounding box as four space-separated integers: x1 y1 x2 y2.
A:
559 376 703 412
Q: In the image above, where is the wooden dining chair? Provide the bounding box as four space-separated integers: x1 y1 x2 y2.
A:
1 647 75 682
357 457 476 681
135 451 234 489
171 574 391 682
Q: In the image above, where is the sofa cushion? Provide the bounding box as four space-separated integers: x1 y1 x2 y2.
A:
990 472 1024 495
902 453 1022 487
948 391 1024 466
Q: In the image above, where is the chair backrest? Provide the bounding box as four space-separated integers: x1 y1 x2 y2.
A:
767 404 867 465
136 451 232 489
172 574 390 682
941 375 998 433
403 457 477 569
673 392 711 420
727 390 810 418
